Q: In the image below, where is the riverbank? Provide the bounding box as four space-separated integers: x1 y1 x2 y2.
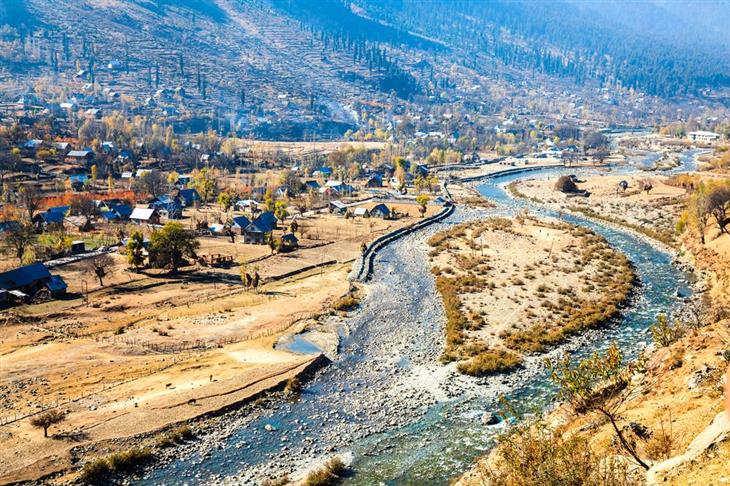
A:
457 169 730 486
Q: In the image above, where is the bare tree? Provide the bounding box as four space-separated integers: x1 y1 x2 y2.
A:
83 253 114 286
708 186 730 234
17 184 42 224
30 410 66 437
70 194 96 231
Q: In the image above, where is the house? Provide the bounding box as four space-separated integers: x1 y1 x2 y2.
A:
329 200 347 214
365 175 383 188
22 139 44 150
279 233 299 252
177 188 201 207
54 142 71 155
66 149 94 164
69 174 89 191
370 203 391 219
235 199 259 212
243 211 278 244
0 263 67 301
130 207 161 225
312 167 333 178
303 180 320 192
688 131 720 142
101 204 133 221
353 207 370 218
34 210 65 228
321 181 356 196
109 204 133 220
150 197 183 219
275 185 293 198
231 216 252 235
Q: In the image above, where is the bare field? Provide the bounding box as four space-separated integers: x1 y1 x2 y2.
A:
0 209 427 482
428 216 635 376
509 174 688 246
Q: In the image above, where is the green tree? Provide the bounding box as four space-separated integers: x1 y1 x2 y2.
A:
126 231 145 270
546 343 649 470
274 199 288 221
193 169 215 205
416 194 430 217
4 224 35 263
218 191 235 212
264 188 275 212
149 222 200 273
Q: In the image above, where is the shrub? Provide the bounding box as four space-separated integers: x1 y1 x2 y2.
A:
649 314 685 347
480 417 637 486
457 350 522 376
555 175 579 193
303 457 346 486
333 294 359 311
79 448 154 484
157 425 194 448
285 376 303 395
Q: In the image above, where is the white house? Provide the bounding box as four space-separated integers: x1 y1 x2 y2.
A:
688 131 720 142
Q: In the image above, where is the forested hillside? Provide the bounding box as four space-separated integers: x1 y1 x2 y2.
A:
349 0 730 98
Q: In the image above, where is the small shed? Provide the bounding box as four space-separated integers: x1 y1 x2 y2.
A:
71 241 86 254
280 233 299 252
353 207 370 218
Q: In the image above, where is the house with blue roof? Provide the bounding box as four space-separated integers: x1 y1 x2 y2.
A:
33 210 65 228
100 204 133 222
243 211 277 244
177 188 201 207
313 167 333 178
231 216 252 235
0 263 67 302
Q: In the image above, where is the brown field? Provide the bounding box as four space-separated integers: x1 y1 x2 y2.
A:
0 204 433 483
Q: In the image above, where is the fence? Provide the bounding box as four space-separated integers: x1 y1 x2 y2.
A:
350 203 456 282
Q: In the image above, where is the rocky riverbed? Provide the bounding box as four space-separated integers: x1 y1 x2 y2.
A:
139 161 696 486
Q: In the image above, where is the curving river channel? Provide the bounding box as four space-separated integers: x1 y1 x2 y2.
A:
141 154 698 485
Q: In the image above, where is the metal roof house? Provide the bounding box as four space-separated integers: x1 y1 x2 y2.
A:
370 203 391 219
0 221 21 233
66 149 94 163
177 188 201 207
130 207 161 225
0 263 67 302
243 211 278 244
231 216 252 234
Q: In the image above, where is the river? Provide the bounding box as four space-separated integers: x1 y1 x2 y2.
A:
140 154 697 485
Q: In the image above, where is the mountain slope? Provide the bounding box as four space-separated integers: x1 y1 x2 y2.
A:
0 0 728 136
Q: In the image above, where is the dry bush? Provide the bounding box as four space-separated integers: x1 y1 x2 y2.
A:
303 457 346 486
480 418 638 486
457 349 522 376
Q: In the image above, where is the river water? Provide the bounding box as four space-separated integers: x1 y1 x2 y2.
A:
141 154 697 485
